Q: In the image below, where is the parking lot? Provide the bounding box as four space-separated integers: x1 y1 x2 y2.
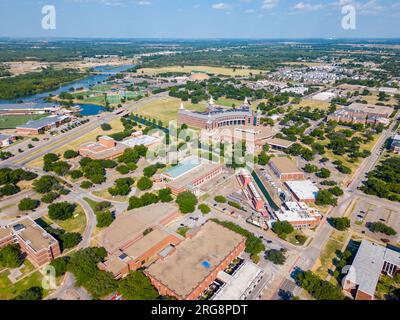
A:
350 196 400 244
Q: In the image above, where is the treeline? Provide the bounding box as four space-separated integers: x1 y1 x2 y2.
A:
0 67 86 99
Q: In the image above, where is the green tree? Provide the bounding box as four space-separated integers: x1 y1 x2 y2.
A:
0 184 20 196
158 188 173 203
0 244 22 268
18 198 39 211
48 202 76 221
33 175 60 194
137 176 153 191
272 221 294 237
14 287 43 300
316 190 338 206
198 204 211 214
60 232 82 250
50 257 70 277
214 195 227 203
176 191 198 214
330 217 350 231
96 211 114 228
265 249 287 265
64 150 79 159
118 271 159 300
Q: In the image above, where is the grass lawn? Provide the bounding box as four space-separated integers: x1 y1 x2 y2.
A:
215 97 244 108
135 96 208 124
0 114 48 129
296 99 331 110
45 204 87 234
92 189 128 202
287 230 308 246
138 65 265 77
314 230 348 280
0 269 48 300
364 94 397 106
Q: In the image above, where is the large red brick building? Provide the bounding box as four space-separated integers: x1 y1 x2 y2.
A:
97 203 183 279
178 98 260 130
0 218 61 267
145 221 246 300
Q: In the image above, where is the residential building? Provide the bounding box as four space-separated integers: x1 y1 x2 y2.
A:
97 203 182 279
145 221 246 300
285 180 319 204
0 217 61 267
343 240 399 300
269 157 305 181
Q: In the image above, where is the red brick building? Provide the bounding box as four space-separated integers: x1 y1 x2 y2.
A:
78 136 126 160
178 98 260 130
269 157 305 181
0 218 61 267
145 221 246 300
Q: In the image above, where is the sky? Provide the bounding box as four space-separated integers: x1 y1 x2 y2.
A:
0 0 399 38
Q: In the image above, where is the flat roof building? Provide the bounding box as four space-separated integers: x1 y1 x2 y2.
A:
285 180 319 203
161 157 224 195
0 134 16 147
145 221 246 300
0 217 61 267
343 240 399 300
212 260 264 300
269 157 305 181
16 115 70 135
265 138 295 151
97 203 182 279
78 136 126 160
273 201 321 229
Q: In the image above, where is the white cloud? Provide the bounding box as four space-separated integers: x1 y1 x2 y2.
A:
212 3 233 10
136 0 152 5
262 0 278 10
245 9 256 13
293 2 325 11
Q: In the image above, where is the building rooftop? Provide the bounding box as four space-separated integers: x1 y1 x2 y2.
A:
285 180 319 201
163 158 201 180
16 115 69 130
275 201 321 223
96 203 180 253
166 160 222 191
121 135 160 148
347 103 393 117
345 240 400 298
0 134 14 140
0 103 57 110
146 221 246 299
265 138 295 148
0 228 12 240
10 218 58 253
213 261 264 300
269 157 303 175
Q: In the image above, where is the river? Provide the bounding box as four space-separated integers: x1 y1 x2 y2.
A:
0 64 135 116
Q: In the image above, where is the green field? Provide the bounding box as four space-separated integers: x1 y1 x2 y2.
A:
0 269 48 300
0 114 47 129
136 97 208 124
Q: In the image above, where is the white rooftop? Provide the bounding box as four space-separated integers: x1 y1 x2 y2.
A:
213 261 264 300
285 180 319 201
121 135 160 148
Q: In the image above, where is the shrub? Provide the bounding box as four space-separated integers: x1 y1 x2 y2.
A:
18 198 39 211
198 204 211 214
214 195 227 203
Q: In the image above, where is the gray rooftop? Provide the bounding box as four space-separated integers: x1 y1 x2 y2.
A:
345 240 400 297
0 103 56 110
16 115 68 130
